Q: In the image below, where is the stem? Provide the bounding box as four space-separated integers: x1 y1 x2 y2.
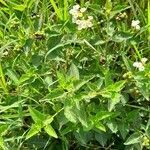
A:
0 63 8 94
148 0 150 42
132 44 142 60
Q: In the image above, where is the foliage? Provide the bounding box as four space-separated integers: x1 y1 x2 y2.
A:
0 0 150 149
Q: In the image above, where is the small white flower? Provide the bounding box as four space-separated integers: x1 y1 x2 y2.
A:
138 65 145 71
75 19 82 25
80 7 86 13
135 25 140 30
141 57 148 64
131 20 140 30
69 4 93 30
73 4 80 10
72 17 77 23
88 16 93 20
133 62 144 71
133 62 141 68
77 20 87 30
86 19 93 27
131 20 140 27
69 9 77 15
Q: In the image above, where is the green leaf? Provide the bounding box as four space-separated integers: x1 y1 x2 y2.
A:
105 0 112 14
19 70 35 85
95 123 106 132
6 69 19 85
57 71 66 87
43 116 54 126
13 4 26 11
95 132 109 147
28 106 46 123
0 136 5 150
106 80 126 92
124 132 142 145
26 124 41 140
0 0 7 6
122 54 132 71
0 100 24 113
68 63 80 80
73 76 95 92
74 128 92 145
64 106 77 123
94 111 115 122
0 124 8 136
107 121 118 133
108 92 121 111
44 125 58 138
74 105 88 127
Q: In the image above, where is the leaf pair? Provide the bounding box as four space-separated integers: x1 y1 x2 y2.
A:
26 106 57 139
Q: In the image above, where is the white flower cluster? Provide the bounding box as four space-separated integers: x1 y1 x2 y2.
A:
69 4 93 30
131 20 140 30
133 58 147 71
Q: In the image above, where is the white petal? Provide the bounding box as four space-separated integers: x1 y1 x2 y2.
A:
75 19 81 25
80 7 86 13
73 4 80 10
141 58 147 64
135 25 140 30
131 20 140 27
138 66 145 71
88 16 93 20
133 62 140 68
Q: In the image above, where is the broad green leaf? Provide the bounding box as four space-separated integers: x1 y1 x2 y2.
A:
94 111 114 122
122 54 132 71
26 124 41 140
107 121 118 133
74 129 92 145
73 76 95 92
108 92 121 111
74 105 88 127
95 132 109 147
28 106 46 123
44 125 58 138
118 123 129 139
57 71 66 87
68 63 80 80
64 107 77 123
19 70 35 85
43 116 54 126
6 69 19 85
106 80 126 92
95 123 106 132
113 32 133 42
124 132 142 145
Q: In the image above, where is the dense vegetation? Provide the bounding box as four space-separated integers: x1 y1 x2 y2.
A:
0 0 150 149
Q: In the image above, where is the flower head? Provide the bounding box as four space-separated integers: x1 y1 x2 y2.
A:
131 20 140 30
69 4 93 30
80 7 86 13
141 58 148 64
133 57 148 71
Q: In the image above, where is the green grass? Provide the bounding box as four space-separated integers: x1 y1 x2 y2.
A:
0 0 150 149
